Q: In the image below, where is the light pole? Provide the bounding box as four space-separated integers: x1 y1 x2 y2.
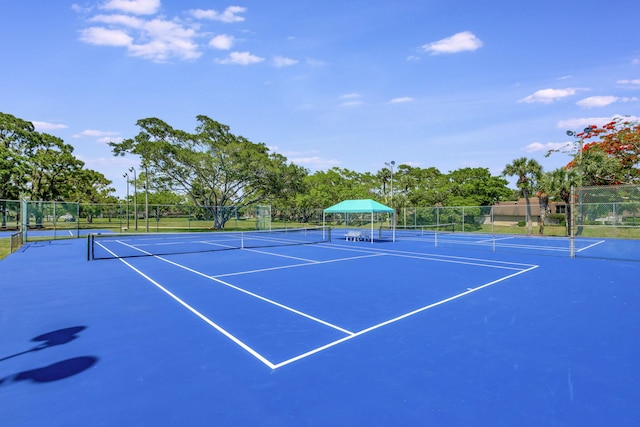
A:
566 127 593 181
385 160 395 205
566 127 592 238
123 173 130 230
143 164 149 232
129 167 138 231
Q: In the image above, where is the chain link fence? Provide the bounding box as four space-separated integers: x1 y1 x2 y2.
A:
4 185 640 261
1 200 21 231
574 185 640 238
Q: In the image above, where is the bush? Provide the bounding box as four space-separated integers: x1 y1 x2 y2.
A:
547 213 566 226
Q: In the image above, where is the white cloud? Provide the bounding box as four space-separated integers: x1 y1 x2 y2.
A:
32 121 69 131
523 142 571 153
306 58 327 67
189 6 247 23
390 97 414 104
216 51 265 65
340 93 361 99
273 55 298 68
101 0 160 15
617 79 640 87
338 93 363 107
209 34 234 50
421 31 483 55
80 13 201 61
90 13 144 28
557 115 640 130
97 136 124 144
71 3 93 13
78 4 248 62
577 96 637 108
518 88 582 104
80 26 133 46
133 19 201 61
340 100 363 108
279 150 341 169
288 155 341 169
74 129 120 138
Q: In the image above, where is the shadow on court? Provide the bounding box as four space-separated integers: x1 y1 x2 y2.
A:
0 326 98 385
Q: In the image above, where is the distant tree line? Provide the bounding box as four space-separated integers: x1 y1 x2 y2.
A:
3 112 638 232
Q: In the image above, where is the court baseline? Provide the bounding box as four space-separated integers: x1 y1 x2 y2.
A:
99 240 539 369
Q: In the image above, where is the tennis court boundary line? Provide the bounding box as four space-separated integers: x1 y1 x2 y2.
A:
317 242 537 270
272 264 539 369
102 240 539 370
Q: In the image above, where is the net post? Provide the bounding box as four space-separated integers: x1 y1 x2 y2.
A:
87 234 92 261
76 202 80 238
324 226 331 242
20 198 28 243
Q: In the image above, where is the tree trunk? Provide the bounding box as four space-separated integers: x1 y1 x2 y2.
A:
538 193 549 235
1 200 6 228
523 190 533 235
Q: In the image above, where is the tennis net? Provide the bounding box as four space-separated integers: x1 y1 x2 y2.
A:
378 223 455 240
10 231 23 253
88 226 331 260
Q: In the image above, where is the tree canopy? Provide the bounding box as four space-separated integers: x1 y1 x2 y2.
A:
503 157 543 234
548 117 640 186
110 115 308 228
10 108 638 233
0 112 114 202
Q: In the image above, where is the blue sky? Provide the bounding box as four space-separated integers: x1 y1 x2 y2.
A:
2 0 639 197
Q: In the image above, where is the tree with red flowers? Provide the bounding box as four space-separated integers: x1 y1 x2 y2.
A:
564 117 640 186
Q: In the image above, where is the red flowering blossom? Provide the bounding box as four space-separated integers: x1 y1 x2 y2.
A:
565 118 640 185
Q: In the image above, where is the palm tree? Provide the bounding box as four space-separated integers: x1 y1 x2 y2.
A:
376 168 391 201
502 157 543 235
544 168 580 236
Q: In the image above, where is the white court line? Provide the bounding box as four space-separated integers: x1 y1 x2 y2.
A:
272 264 539 369
451 240 571 252
243 248 321 263
317 242 536 269
385 252 524 271
106 240 355 336
575 239 605 252
214 252 386 278
95 241 277 369
153 255 355 335
96 239 539 370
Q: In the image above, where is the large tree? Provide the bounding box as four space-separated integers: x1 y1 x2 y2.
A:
110 115 307 229
0 112 114 202
550 117 640 186
503 157 543 234
0 112 33 200
446 167 511 206
539 168 580 236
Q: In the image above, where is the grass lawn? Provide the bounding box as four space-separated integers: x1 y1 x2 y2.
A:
0 238 10 260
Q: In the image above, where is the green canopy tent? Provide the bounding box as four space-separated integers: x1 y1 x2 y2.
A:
323 199 395 243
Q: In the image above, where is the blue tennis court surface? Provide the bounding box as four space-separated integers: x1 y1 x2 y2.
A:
1 234 639 426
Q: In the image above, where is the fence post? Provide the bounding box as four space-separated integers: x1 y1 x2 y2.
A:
570 186 576 258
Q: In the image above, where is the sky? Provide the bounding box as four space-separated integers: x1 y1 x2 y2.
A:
1 0 639 197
